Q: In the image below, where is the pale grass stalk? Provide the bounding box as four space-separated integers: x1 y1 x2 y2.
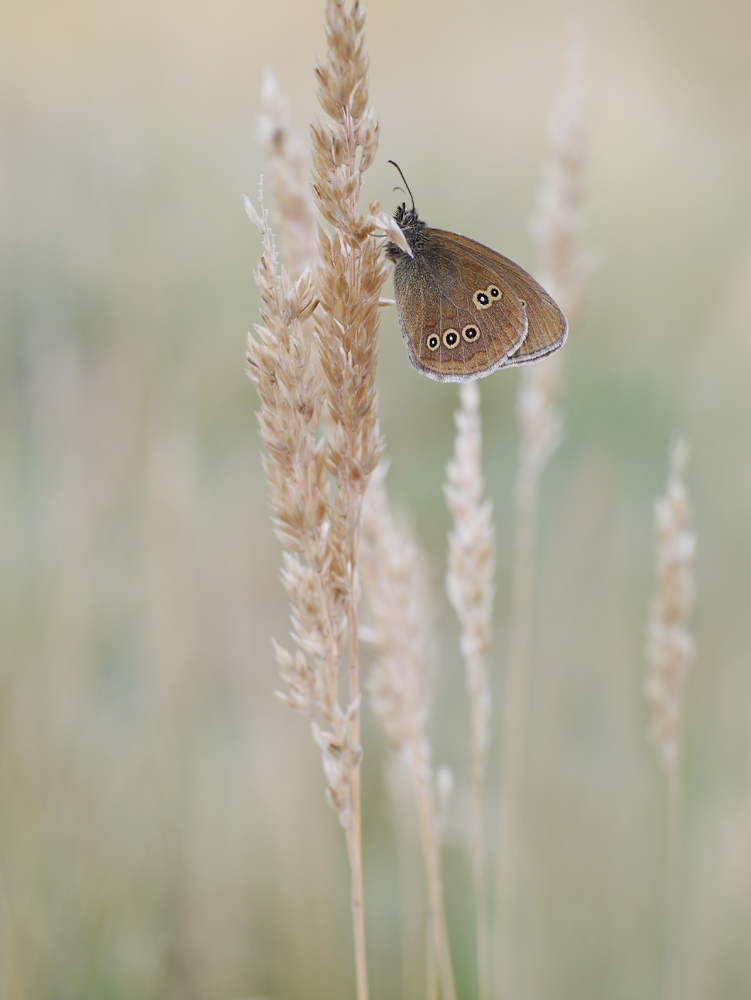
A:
530 38 589 325
310 7 404 992
444 380 493 1000
258 71 318 283
385 758 427 1000
246 4 407 998
645 438 695 1000
495 42 589 1000
360 473 457 1000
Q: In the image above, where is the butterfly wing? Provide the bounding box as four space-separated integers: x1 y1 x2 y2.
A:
435 230 568 367
393 228 529 382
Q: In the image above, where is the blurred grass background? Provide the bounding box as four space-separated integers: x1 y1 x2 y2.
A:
2 0 751 997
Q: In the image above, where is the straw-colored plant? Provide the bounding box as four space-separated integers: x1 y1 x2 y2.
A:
495 41 589 1000
245 3 406 997
360 472 457 1000
248 6 591 1000
646 437 695 1000
444 380 494 1000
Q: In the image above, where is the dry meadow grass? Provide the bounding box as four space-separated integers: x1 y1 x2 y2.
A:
2 1 751 998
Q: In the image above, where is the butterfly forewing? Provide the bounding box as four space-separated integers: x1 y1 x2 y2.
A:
435 230 568 366
387 190 568 380
393 230 529 382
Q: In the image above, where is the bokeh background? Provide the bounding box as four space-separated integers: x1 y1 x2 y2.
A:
2 0 751 997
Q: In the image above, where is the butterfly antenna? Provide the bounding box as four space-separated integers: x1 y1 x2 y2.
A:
388 160 415 211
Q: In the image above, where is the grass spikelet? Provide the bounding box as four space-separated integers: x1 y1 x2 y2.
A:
646 437 695 1000
646 438 696 774
258 71 319 282
360 471 457 1000
444 380 493 1000
496 44 589 1000
246 3 399 997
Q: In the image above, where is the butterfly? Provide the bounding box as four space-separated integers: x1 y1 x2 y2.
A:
385 162 567 382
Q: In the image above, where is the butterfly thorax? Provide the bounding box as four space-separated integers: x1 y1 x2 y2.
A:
386 204 428 263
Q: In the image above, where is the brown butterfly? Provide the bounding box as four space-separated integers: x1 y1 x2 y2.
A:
385 162 567 382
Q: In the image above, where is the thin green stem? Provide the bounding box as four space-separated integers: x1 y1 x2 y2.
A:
413 764 457 1000
495 457 541 1000
348 518 368 1000
471 746 491 1000
661 765 683 1000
